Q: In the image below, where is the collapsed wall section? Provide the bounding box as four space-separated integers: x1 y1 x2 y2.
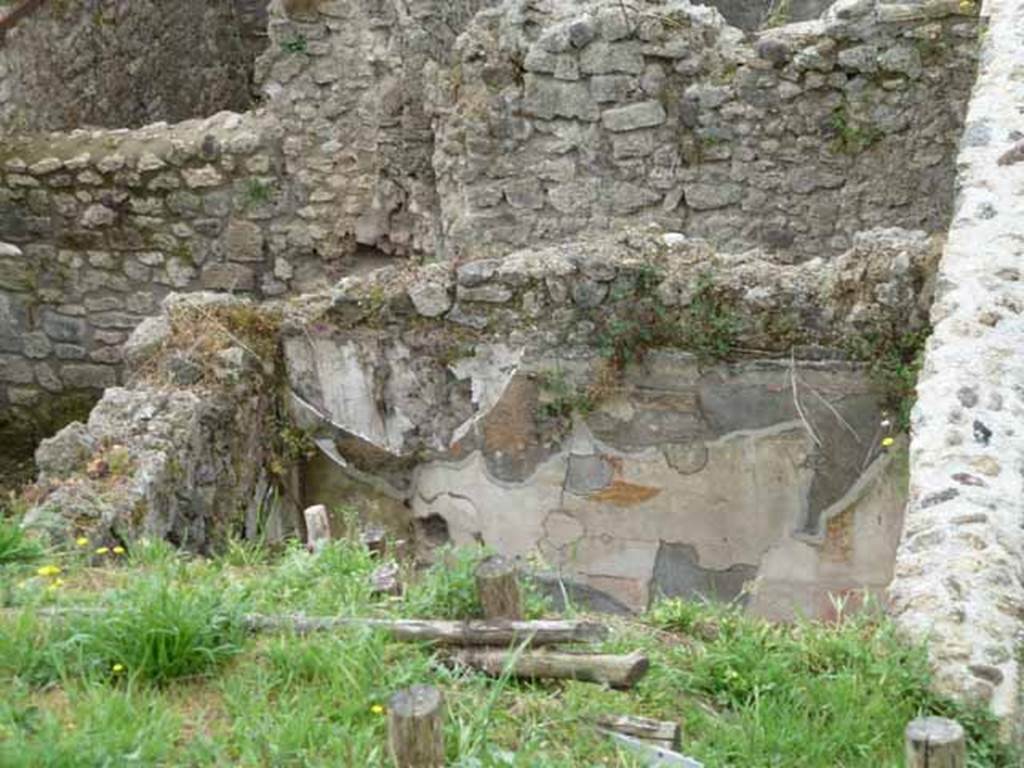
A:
23 292 297 552
0 0 265 133
889 0 1024 729
280 226 935 615
432 0 978 261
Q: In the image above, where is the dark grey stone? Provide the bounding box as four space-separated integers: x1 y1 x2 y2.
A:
652 541 757 604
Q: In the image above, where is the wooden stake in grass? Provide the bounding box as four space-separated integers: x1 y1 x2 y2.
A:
303 504 331 553
905 717 965 768
474 555 522 620
388 685 445 768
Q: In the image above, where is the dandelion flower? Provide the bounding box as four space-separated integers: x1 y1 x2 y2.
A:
112 546 125 555
112 663 124 673
881 437 895 448
75 537 89 547
36 565 62 577
95 547 110 555
370 704 385 715
46 579 64 593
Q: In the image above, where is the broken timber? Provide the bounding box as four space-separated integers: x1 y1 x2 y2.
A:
450 648 650 689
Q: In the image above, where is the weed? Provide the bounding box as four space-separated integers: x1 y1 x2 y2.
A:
766 0 791 27
402 545 487 620
63 576 247 685
0 518 42 566
679 272 740 363
244 178 273 207
830 105 883 155
280 34 308 54
845 326 929 431
126 537 180 569
536 369 596 420
594 270 677 370
269 422 317 478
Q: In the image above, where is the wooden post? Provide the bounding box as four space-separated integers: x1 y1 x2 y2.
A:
303 504 331 552
388 685 445 768
905 717 966 768
475 555 523 620
361 525 387 558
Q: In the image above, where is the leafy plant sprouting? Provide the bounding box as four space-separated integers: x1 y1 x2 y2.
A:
846 326 929 431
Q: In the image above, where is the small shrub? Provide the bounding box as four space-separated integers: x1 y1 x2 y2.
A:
65 576 246 685
679 272 740 364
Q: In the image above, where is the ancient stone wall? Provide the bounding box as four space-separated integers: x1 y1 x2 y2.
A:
0 0 263 133
22 223 934 615
889 0 1024 730
0 111 322 421
254 0 494 259
432 0 979 261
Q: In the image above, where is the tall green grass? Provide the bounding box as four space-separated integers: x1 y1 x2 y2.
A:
0 517 42 566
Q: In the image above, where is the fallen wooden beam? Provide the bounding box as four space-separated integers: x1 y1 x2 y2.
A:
600 729 703 767
25 608 609 647
240 614 609 646
450 648 649 689
597 714 681 751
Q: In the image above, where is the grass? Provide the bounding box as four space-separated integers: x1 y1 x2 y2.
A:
0 526 1015 766
0 516 43 565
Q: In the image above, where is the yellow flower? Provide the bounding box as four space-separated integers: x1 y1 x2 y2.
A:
75 537 89 547
36 565 62 577
95 547 110 555
370 704 385 715
112 546 125 555
112 663 124 673
881 437 895 448
46 579 64 592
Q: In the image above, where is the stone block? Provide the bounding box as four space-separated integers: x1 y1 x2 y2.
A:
523 75 599 121
61 363 118 390
601 101 667 132
580 42 644 74
683 182 743 211
182 166 224 189
201 263 256 291
42 310 87 343
0 356 34 384
227 221 268 264
590 74 635 103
